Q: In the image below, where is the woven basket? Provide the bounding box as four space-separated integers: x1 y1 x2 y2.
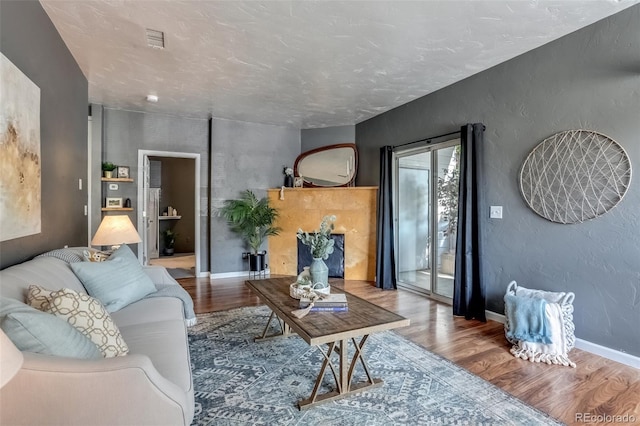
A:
289 283 331 299
290 283 310 299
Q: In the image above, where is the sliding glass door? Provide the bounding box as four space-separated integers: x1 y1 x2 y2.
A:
394 139 460 300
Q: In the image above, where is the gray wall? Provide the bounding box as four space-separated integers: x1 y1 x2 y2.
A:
210 118 300 273
101 108 209 273
356 5 640 356
301 125 355 152
0 1 88 269
89 105 104 242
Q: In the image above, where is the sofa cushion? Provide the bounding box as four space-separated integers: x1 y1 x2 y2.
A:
0 257 86 301
0 297 101 359
110 297 185 328
70 245 156 312
119 319 192 392
27 286 129 357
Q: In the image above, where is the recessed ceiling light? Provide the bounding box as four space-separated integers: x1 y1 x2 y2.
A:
146 95 159 103
145 28 165 49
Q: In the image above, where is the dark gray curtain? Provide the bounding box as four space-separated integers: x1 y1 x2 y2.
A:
453 123 486 321
376 146 397 290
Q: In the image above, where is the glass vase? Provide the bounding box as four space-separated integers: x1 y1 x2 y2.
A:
309 257 329 288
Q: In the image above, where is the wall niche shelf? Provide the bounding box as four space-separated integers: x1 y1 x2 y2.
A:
101 207 134 212
159 216 182 220
101 177 134 183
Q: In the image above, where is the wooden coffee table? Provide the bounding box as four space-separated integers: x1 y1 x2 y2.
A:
245 277 410 410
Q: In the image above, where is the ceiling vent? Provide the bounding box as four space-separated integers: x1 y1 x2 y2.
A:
145 28 165 49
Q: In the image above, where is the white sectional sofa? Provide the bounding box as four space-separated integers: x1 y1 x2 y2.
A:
0 251 195 426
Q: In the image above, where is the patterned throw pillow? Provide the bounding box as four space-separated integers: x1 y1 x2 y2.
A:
83 249 110 262
27 285 129 357
27 284 54 311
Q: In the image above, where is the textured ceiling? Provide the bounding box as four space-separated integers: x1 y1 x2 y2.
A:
40 0 638 128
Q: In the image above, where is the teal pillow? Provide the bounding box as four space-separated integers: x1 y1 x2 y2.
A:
70 245 156 312
0 297 101 359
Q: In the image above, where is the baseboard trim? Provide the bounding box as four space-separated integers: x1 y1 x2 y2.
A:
485 310 506 324
196 271 210 278
210 269 271 280
485 310 639 369
573 339 640 369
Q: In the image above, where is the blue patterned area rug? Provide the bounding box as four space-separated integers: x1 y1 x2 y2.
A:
189 306 561 425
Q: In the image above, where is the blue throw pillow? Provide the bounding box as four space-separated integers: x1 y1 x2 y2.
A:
0 297 102 359
70 245 156 312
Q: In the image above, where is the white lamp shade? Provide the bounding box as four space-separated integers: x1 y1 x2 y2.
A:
0 329 24 388
91 215 142 246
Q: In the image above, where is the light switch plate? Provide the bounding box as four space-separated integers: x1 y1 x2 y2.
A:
109 183 119 190
490 206 503 219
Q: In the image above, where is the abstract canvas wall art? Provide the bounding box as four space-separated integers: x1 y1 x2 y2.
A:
0 53 41 241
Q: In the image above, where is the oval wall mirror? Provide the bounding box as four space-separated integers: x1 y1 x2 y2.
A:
294 143 358 187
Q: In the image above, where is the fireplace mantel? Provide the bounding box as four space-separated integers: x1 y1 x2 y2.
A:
267 187 377 280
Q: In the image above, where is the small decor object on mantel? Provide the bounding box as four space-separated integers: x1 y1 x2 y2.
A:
283 166 294 188
297 215 336 290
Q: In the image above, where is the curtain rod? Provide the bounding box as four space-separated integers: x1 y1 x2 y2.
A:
392 130 461 150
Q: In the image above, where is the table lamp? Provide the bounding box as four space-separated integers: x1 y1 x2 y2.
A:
91 215 142 250
1 329 24 388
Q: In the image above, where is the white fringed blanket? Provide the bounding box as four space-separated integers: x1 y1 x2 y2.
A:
504 281 576 368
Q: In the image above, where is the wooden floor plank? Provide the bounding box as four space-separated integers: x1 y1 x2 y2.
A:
179 276 640 426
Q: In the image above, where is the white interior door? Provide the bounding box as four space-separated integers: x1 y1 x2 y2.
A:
147 189 160 260
137 149 201 275
141 155 151 265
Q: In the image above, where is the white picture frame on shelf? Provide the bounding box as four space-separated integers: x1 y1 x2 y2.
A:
117 166 130 179
106 197 123 209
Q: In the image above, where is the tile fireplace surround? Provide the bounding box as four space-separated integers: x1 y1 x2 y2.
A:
267 187 377 280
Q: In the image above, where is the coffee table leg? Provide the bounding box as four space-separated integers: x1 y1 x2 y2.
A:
298 335 383 410
255 310 295 341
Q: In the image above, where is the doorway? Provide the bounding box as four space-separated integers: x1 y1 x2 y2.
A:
394 138 460 301
137 150 201 279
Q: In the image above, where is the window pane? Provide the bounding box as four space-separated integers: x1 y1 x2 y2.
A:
397 151 431 291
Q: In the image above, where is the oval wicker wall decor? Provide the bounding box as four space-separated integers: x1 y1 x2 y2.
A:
519 130 632 224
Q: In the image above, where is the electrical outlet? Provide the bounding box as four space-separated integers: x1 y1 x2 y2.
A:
490 206 503 219
109 183 119 190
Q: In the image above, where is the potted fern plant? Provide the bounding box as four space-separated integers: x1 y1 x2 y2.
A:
219 190 280 272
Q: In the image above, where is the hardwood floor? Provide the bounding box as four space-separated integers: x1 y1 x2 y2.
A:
179 276 640 426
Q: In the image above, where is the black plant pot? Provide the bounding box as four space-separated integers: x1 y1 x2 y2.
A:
249 252 266 272
164 248 175 256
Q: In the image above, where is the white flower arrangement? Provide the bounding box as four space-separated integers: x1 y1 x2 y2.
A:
283 167 294 176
